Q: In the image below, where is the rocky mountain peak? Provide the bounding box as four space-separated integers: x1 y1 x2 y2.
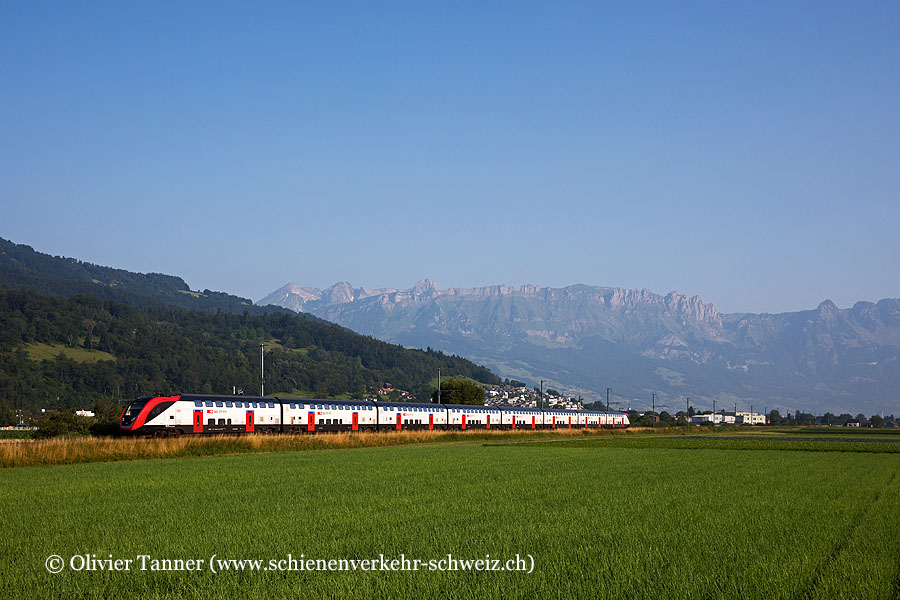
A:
413 278 439 296
816 299 839 319
322 282 359 305
664 291 722 325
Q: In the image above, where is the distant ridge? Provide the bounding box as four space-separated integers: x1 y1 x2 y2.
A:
0 237 290 315
260 279 900 414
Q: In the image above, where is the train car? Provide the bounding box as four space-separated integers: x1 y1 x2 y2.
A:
444 404 502 430
284 400 377 433
499 407 543 430
541 409 583 429
607 412 629 428
374 401 448 431
584 411 604 428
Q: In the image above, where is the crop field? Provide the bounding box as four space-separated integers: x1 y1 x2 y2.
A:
1 436 899 599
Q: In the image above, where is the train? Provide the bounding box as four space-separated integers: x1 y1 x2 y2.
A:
119 394 630 436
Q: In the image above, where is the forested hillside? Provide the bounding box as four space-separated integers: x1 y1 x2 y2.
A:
0 237 288 315
0 288 499 424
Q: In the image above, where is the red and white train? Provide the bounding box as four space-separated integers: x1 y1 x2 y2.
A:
119 394 630 435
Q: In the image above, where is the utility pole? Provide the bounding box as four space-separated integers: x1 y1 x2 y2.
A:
713 399 716 424
259 343 265 397
652 393 656 414
686 397 690 415
606 388 611 411
540 380 545 409
750 404 753 426
437 369 441 404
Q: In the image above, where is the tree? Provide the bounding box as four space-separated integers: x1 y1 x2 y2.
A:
431 378 485 405
34 409 92 438
676 415 688 426
870 414 884 428
768 409 781 425
659 410 674 423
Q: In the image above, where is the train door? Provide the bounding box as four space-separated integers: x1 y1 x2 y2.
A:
512 415 516 429
193 410 203 433
532 415 536 429
462 414 467 430
352 412 359 431
396 413 402 430
552 416 556 429
487 414 491 429
307 411 315 432
428 413 434 430
245 411 254 433
569 416 572 428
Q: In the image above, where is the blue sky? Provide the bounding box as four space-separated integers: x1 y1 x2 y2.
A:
2 2 898 314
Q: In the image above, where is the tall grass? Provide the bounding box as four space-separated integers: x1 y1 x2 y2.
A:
0 427 648 468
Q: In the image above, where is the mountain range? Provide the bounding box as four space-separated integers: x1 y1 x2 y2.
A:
260 280 900 414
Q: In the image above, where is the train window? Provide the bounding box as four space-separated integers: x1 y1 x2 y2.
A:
144 401 175 423
227 418 232 425
234 402 241 408
215 401 223 407
208 418 214 425
205 401 213 407
218 419 226 425
169 415 174 419
194 401 202 407
269 402 275 408
319 419 325 425
299 403 305 409
290 403 295 409
225 401 233 407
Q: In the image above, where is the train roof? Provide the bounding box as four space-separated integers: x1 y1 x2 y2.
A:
373 400 444 409
178 394 377 406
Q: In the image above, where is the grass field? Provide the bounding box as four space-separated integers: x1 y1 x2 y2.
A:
1 435 899 599
21 342 116 363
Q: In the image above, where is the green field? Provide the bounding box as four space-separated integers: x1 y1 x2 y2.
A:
21 342 116 363
1 437 899 599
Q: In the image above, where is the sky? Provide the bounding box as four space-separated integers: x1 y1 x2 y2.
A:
2 1 899 314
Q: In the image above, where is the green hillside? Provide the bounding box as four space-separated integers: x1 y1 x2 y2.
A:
0 288 499 423
0 237 289 315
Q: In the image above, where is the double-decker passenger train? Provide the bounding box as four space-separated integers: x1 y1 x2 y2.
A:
119 394 630 436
